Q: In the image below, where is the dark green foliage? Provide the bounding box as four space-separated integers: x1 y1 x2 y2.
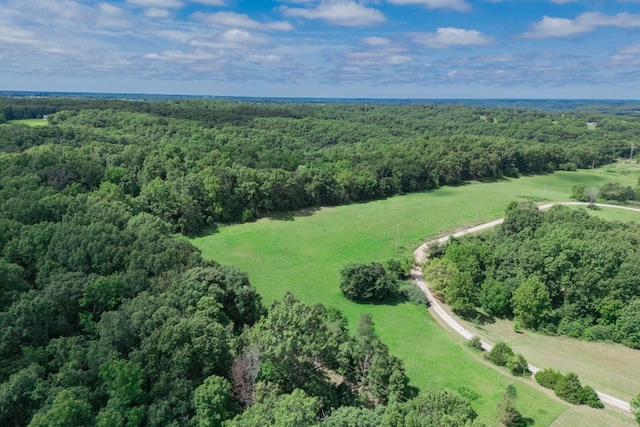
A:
193 375 233 427
507 354 530 377
554 372 584 405
388 390 478 426
339 262 398 303
599 182 635 202
321 405 385 427
435 204 640 349
616 299 640 349
539 371 603 408
580 385 604 409
226 388 320 427
535 369 563 390
487 341 514 367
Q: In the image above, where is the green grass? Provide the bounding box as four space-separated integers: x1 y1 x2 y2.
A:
467 317 640 402
192 164 640 425
6 118 48 127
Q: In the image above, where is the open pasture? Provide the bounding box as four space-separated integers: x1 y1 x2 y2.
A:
192 166 640 425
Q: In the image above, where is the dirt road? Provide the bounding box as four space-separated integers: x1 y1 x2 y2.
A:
411 202 637 413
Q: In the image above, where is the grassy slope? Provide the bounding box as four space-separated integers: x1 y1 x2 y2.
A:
192 166 639 426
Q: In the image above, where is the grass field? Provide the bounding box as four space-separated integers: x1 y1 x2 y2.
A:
192 165 640 425
6 118 48 126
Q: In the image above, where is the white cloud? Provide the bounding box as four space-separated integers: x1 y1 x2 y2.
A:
283 1 386 27
126 0 183 7
218 29 269 44
143 50 215 61
193 11 293 31
362 36 391 46
386 0 471 12
156 30 195 43
144 7 171 18
245 54 282 63
411 27 494 48
523 12 640 38
96 2 132 28
189 0 226 4
0 24 38 46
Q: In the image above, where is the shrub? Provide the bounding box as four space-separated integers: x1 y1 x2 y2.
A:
554 372 583 405
339 262 398 303
507 354 529 377
580 385 603 409
535 369 564 390
583 324 616 342
466 336 483 352
399 282 428 306
487 341 514 367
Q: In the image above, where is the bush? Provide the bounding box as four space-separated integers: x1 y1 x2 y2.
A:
466 336 483 352
399 282 428 306
487 341 514 367
507 354 529 377
535 369 564 390
600 182 634 203
339 262 398 303
583 324 616 342
580 385 603 409
554 372 583 405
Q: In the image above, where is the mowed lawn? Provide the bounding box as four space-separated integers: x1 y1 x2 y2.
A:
192 167 639 426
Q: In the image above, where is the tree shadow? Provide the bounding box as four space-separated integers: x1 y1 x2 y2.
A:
266 206 321 221
520 417 535 426
455 308 496 326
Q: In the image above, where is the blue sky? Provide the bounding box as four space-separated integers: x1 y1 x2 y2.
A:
1 0 640 98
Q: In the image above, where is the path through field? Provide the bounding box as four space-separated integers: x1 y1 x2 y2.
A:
412 202 639 413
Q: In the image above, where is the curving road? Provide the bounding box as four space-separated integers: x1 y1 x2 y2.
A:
411 202 638 413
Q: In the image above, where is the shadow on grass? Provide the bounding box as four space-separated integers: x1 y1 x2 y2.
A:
456 308 496 326
520 417 535 426
266 206 321 221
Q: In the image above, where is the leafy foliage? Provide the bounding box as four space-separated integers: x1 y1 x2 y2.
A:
434 204 640 349
339 263 398 303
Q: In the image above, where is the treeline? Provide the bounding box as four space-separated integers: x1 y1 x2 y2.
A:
1 98 639 233
425 204 640 349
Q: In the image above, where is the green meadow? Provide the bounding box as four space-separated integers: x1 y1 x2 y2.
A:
6 118 48 126
192 165 640 426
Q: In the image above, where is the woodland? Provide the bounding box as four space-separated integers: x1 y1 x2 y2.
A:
1 96 640 426
425 203 640 349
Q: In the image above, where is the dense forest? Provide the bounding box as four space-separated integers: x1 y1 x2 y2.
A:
1 96 640 425
1 97 639 234
426 203 640 349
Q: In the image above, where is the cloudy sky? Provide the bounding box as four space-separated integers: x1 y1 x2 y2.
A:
1 0 640 98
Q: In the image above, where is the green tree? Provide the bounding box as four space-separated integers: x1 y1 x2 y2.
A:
487 341 514 367
554 372 583 405
193 375 233 427
96 359 146 427
512 277 551 329
339 262 398 303
28 388 94 427
616 299 640 349
226 388 320 427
